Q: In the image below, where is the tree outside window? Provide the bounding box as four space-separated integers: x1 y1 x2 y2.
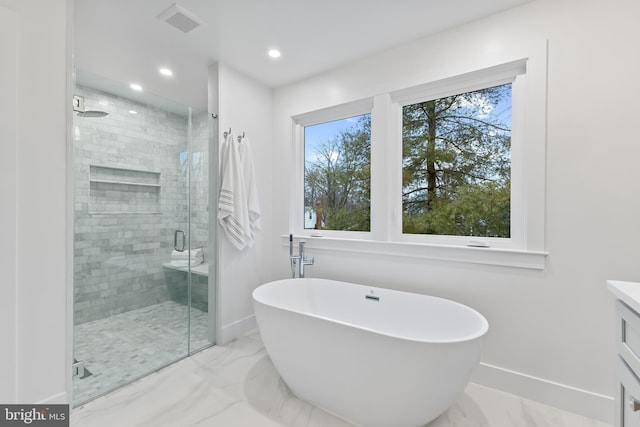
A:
402 83 512 237
304 114 371 231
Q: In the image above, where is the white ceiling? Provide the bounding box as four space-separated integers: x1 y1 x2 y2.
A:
74 0 533 111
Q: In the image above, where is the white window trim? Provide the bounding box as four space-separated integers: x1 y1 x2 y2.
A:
389 60 525 250
291 98 374 239
288 40 548 270
280 234 547 270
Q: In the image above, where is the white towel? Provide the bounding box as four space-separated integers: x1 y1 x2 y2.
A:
170 256 203 268
218 133 250 250
171 248 204 260
239 137 261 246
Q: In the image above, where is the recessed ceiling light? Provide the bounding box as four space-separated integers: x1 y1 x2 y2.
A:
130 83 143 91
268 49 281 59
159 67 173 77
129 110 138 115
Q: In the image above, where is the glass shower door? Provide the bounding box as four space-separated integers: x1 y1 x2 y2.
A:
180 108 216 354
72 73 214 405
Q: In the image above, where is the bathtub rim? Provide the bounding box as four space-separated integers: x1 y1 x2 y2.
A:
253 277 489 345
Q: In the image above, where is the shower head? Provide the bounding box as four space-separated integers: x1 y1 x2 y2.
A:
77 110 109 118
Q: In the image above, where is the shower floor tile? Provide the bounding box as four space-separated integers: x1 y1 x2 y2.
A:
72 330 612 427
73 300 212 404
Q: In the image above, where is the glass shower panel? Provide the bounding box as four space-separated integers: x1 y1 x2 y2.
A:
187 110 216 352
72 72 214 404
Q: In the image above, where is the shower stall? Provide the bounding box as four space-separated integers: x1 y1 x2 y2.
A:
72 71 217 404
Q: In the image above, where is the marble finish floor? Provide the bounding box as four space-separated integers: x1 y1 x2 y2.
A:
72 330 611 427
73 301 212 404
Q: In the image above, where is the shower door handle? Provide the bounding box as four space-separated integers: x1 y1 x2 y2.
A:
174 230 185 252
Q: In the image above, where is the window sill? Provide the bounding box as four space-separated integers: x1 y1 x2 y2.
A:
281 234 547 270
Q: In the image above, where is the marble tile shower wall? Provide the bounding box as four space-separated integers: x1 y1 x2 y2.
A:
189 111 210 261
74 85 209 324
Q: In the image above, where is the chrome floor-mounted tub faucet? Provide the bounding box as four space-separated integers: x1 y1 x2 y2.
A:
289 234 314 278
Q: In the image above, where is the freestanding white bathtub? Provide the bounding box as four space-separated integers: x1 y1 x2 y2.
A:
252 278 488 427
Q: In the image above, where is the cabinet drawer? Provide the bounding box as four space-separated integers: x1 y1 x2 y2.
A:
617 358 640 427
617 301 640 375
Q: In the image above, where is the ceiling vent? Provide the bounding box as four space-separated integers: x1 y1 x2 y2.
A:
157 3 206 34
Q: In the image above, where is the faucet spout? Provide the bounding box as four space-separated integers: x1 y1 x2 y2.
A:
297 240 314 278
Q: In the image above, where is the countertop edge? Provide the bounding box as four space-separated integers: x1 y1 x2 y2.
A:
608 280 640 314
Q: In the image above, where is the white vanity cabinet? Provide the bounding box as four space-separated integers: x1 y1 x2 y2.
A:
608 281 640 427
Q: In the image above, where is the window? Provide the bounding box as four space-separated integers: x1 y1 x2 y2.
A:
391 59 529 249
289 44 547 269
401 83 512 238
304 114 371 231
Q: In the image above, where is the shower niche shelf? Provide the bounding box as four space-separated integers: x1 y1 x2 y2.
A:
89 165 161 214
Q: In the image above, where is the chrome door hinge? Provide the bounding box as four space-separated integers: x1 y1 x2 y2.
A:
72 360 85 378
73 95 85 113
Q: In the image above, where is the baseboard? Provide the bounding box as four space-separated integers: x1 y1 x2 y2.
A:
218 314 256 345
472 362 614 424
37 391 68 405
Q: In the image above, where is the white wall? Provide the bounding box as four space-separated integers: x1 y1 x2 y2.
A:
2 0 635 419
271 0 640 422
0 0 70 404
217 64 273 343
0 1 19 404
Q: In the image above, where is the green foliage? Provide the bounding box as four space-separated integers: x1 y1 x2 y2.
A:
402 181 510 237
402 84 512 237
304 115 371 231
323 205 371 231
303 83 511 237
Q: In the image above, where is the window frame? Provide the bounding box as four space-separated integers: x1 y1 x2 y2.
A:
391 60 525 250
291 98 374 239
287 41 548 269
